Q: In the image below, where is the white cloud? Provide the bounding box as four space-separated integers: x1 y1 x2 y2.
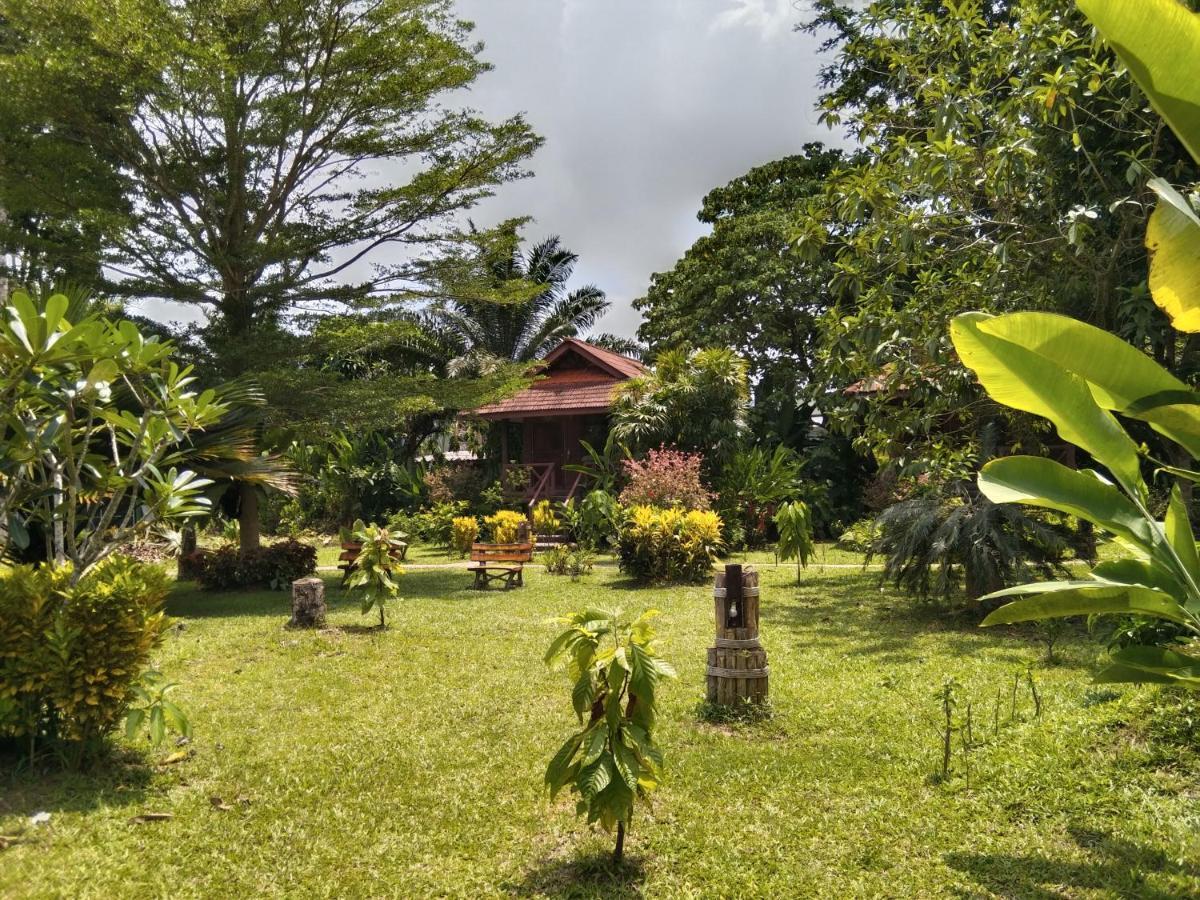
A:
710 0 801 41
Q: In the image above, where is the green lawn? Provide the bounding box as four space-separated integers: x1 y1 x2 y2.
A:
3 552 1199 897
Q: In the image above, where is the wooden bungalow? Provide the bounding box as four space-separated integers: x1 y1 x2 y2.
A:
469 338 645 505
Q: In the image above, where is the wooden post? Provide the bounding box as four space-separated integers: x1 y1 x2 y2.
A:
706 564 768 706
289 577 326 628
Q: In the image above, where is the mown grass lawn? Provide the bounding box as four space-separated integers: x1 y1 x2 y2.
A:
3 550 1200 898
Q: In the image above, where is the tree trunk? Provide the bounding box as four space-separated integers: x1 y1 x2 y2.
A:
239 483 261 552
613 821 625 864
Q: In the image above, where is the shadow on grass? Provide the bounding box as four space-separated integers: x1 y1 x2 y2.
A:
767 572 1093 669
0 746 153 819
511 851 647 898
945 827 1200 899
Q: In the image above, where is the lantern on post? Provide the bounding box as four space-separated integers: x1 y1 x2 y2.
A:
706 564 768 706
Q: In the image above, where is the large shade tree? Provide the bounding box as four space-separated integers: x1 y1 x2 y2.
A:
0 0 542 547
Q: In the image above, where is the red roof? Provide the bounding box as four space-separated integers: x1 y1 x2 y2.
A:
470 339 645 420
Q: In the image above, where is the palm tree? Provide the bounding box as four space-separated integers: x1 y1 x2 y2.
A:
429 234 610 363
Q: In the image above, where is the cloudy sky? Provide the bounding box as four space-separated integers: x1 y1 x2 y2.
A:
130 0 846 338
455 0 845 338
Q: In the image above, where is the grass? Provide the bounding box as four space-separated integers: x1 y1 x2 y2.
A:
3 549 1200 897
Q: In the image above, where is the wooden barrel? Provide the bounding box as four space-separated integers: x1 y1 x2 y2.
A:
706 565 768 705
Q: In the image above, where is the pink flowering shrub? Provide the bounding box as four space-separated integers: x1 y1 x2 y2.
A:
618 448 712 510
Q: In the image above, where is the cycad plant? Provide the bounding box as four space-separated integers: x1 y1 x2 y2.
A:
943 0 1200 687
544 607 675 863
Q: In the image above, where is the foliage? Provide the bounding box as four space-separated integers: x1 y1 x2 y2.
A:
836 519 878 553
0 292 294 576
635 145 849 446
404 501 469 547
450 516 480 558
187 540 318 592
484 510 527 544
572 490 623 550
342 520 406 628
774 501 816 584
531 500 561 536
611 347 750 470
564 433 631 495
869 485 1069 604
616 506 724 585
544 607 676 863
542 545 595 580
799 0 1199 482
717 445 804 547
426 229 614 365
0 555 174 764
618 448 713 511
425 464 488 506
123 670 191 750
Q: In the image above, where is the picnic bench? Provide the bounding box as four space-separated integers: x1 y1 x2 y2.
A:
469 542 534 590
338 539 408 586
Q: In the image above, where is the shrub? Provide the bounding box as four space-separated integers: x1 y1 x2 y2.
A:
542 545 595 579
424 464 488 505
406 501 468 546
716 445 804 547
189 539 317 591
617 505 723 584
619 448 712 510
484 509 527 543
531 500 561 536
0 556 184 763
836 518 878 553
451 516 480 557
544 607 676 863
577 489 622 549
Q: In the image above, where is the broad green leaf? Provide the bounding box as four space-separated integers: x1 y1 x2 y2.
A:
976 311 1200 457
579 756 612 799
581 725 607 766
1078 0 1200 164
951 313 1144 497
1097 644 1200 687
977 457 1158 555
546 732 583 794
124 707 146 741
1092 558 1187 597
1094 661 1191 685
1146 179 1200 333
1165 484 1200 583
981 583 1192 626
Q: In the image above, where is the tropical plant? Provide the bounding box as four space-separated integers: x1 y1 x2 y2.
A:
576 489 623 550
616 506 724 584
124 671 192 750
942 0 1200 686
342 520 405 628
774 501 816 584
542 545 595 580
451 516 480 558
187 539 318 592
0 555 175 765
0 292 288 578
564 433 631 495
544 607 676 864
429 231 610 364
611 347 750 470
619 448 713 510
484 509 527 544
869 485 1070 604
717 445 805 546
531 500 561 536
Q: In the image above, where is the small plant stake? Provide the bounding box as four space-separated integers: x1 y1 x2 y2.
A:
706 564 769 707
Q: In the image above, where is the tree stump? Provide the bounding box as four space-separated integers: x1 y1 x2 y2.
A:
706 564 768 705
289 577 326 628
177 525 202 580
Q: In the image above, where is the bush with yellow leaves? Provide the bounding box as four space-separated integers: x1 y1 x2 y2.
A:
484 509 527 544
617 505 723 584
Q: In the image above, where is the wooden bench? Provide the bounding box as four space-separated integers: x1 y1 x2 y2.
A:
469 542 534 590
338 540 407 586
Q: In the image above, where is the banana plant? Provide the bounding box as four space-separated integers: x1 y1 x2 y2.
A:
951 311 1200 686
544 607 675 863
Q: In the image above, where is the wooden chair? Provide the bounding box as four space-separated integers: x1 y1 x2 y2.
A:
469 541 534 590
338 539 407 586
